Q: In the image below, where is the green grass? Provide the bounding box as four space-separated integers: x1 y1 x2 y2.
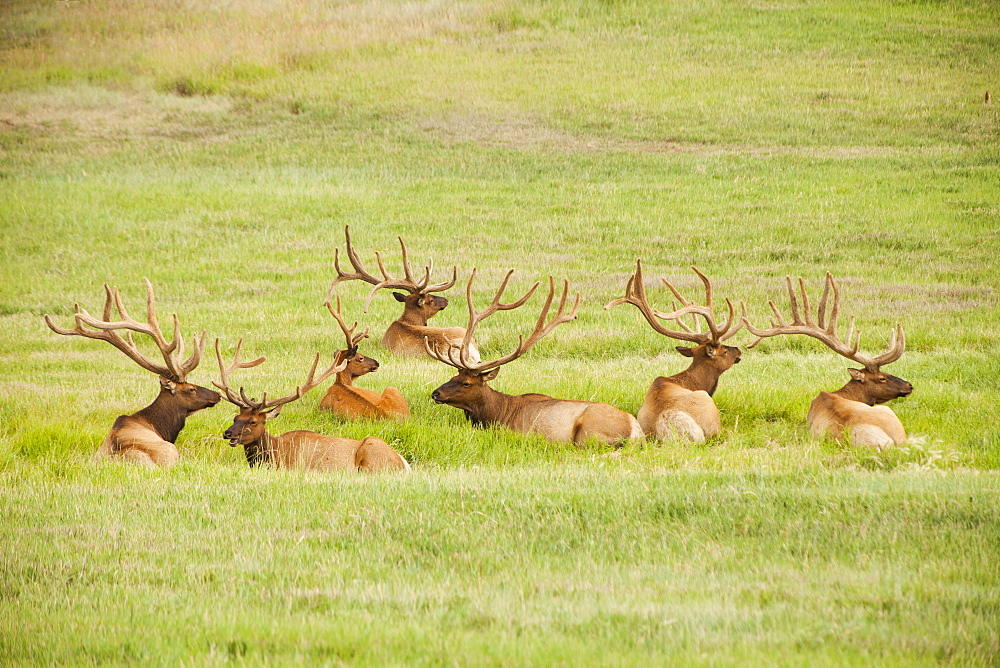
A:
1 0 999 663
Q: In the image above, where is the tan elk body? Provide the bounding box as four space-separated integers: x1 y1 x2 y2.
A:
45 280 220 467
215 341 409 472
318 297 410 420
428 270 642 446
744 273 912 449
607 262 744 443
327 226 479 361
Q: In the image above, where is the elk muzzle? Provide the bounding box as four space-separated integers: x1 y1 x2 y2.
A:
172 381 222 411
223 409 266 446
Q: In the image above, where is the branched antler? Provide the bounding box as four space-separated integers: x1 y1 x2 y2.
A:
424 268 580 372
213 338 267 409
605 261 744 344
325 295 370 355
214 339 346 413
742 272 905 371
44 279 206 382
325 225 458 311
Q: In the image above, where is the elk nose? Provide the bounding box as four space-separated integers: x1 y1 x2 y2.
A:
431 390 441 402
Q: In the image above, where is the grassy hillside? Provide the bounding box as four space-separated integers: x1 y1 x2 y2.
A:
1 0 998 663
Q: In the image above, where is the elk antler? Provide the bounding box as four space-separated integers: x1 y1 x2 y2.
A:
44 279 207 382
325 295 370 354
324 225 458 312
214 339 347 413
424 268 580 373
742 272 905 372
213 338 267 409
604 260 744 344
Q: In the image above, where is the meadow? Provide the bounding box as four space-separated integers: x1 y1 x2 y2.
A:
1 0 998 663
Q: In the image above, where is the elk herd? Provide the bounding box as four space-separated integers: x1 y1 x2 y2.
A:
44 227 914 472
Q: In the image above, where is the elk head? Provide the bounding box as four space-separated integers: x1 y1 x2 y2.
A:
324 295 380 381
605 261 745 394
743 272 912 405
45 278 221 411
325 225 458 324
213 339 346 450
426 268 579 414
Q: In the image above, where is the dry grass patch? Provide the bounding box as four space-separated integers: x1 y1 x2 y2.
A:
0 86 233 139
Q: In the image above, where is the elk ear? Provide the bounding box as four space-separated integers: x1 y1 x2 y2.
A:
676 346 695 358
483 368 500 381
393 292 407 303
160 377 177 393
704 343 720 358
264 406 282 421
848 368 866 382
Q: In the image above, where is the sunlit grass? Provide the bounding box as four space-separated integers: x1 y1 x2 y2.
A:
1 0 999 663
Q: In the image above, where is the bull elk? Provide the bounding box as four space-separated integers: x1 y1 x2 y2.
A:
605 262 745 443
318 296 410 420
44 279 220 467
427 269 643 446
326 225 479 361
214 340 410 472
743 273 912 449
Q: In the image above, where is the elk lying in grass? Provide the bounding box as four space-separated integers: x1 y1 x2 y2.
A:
427 269 642 446
326 225 478 361
45 279 220 467
744 273 911 449
214 340 410 472
606 262 745 443
318 296 410 420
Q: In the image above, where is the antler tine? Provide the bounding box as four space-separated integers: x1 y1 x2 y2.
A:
178 331 208 377
212 338 267 409
423 335 466 370
396 235 418 286
260 352 348 412
424 264 459 294
816 271 839 334
326 226 385 302
394 235 459 294
709 297 747 342
869 324 906 368
325 295 370 351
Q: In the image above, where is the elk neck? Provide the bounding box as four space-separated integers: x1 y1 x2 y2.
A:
665 360 725 396
830 379 880 406
242 428 276 467
133 387 194 443
335 367 358 387
396 304 430 326
457 383 518 428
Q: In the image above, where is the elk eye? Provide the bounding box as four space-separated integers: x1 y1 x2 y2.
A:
462 381 471 387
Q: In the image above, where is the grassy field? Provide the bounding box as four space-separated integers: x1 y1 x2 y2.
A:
2 0 999 663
